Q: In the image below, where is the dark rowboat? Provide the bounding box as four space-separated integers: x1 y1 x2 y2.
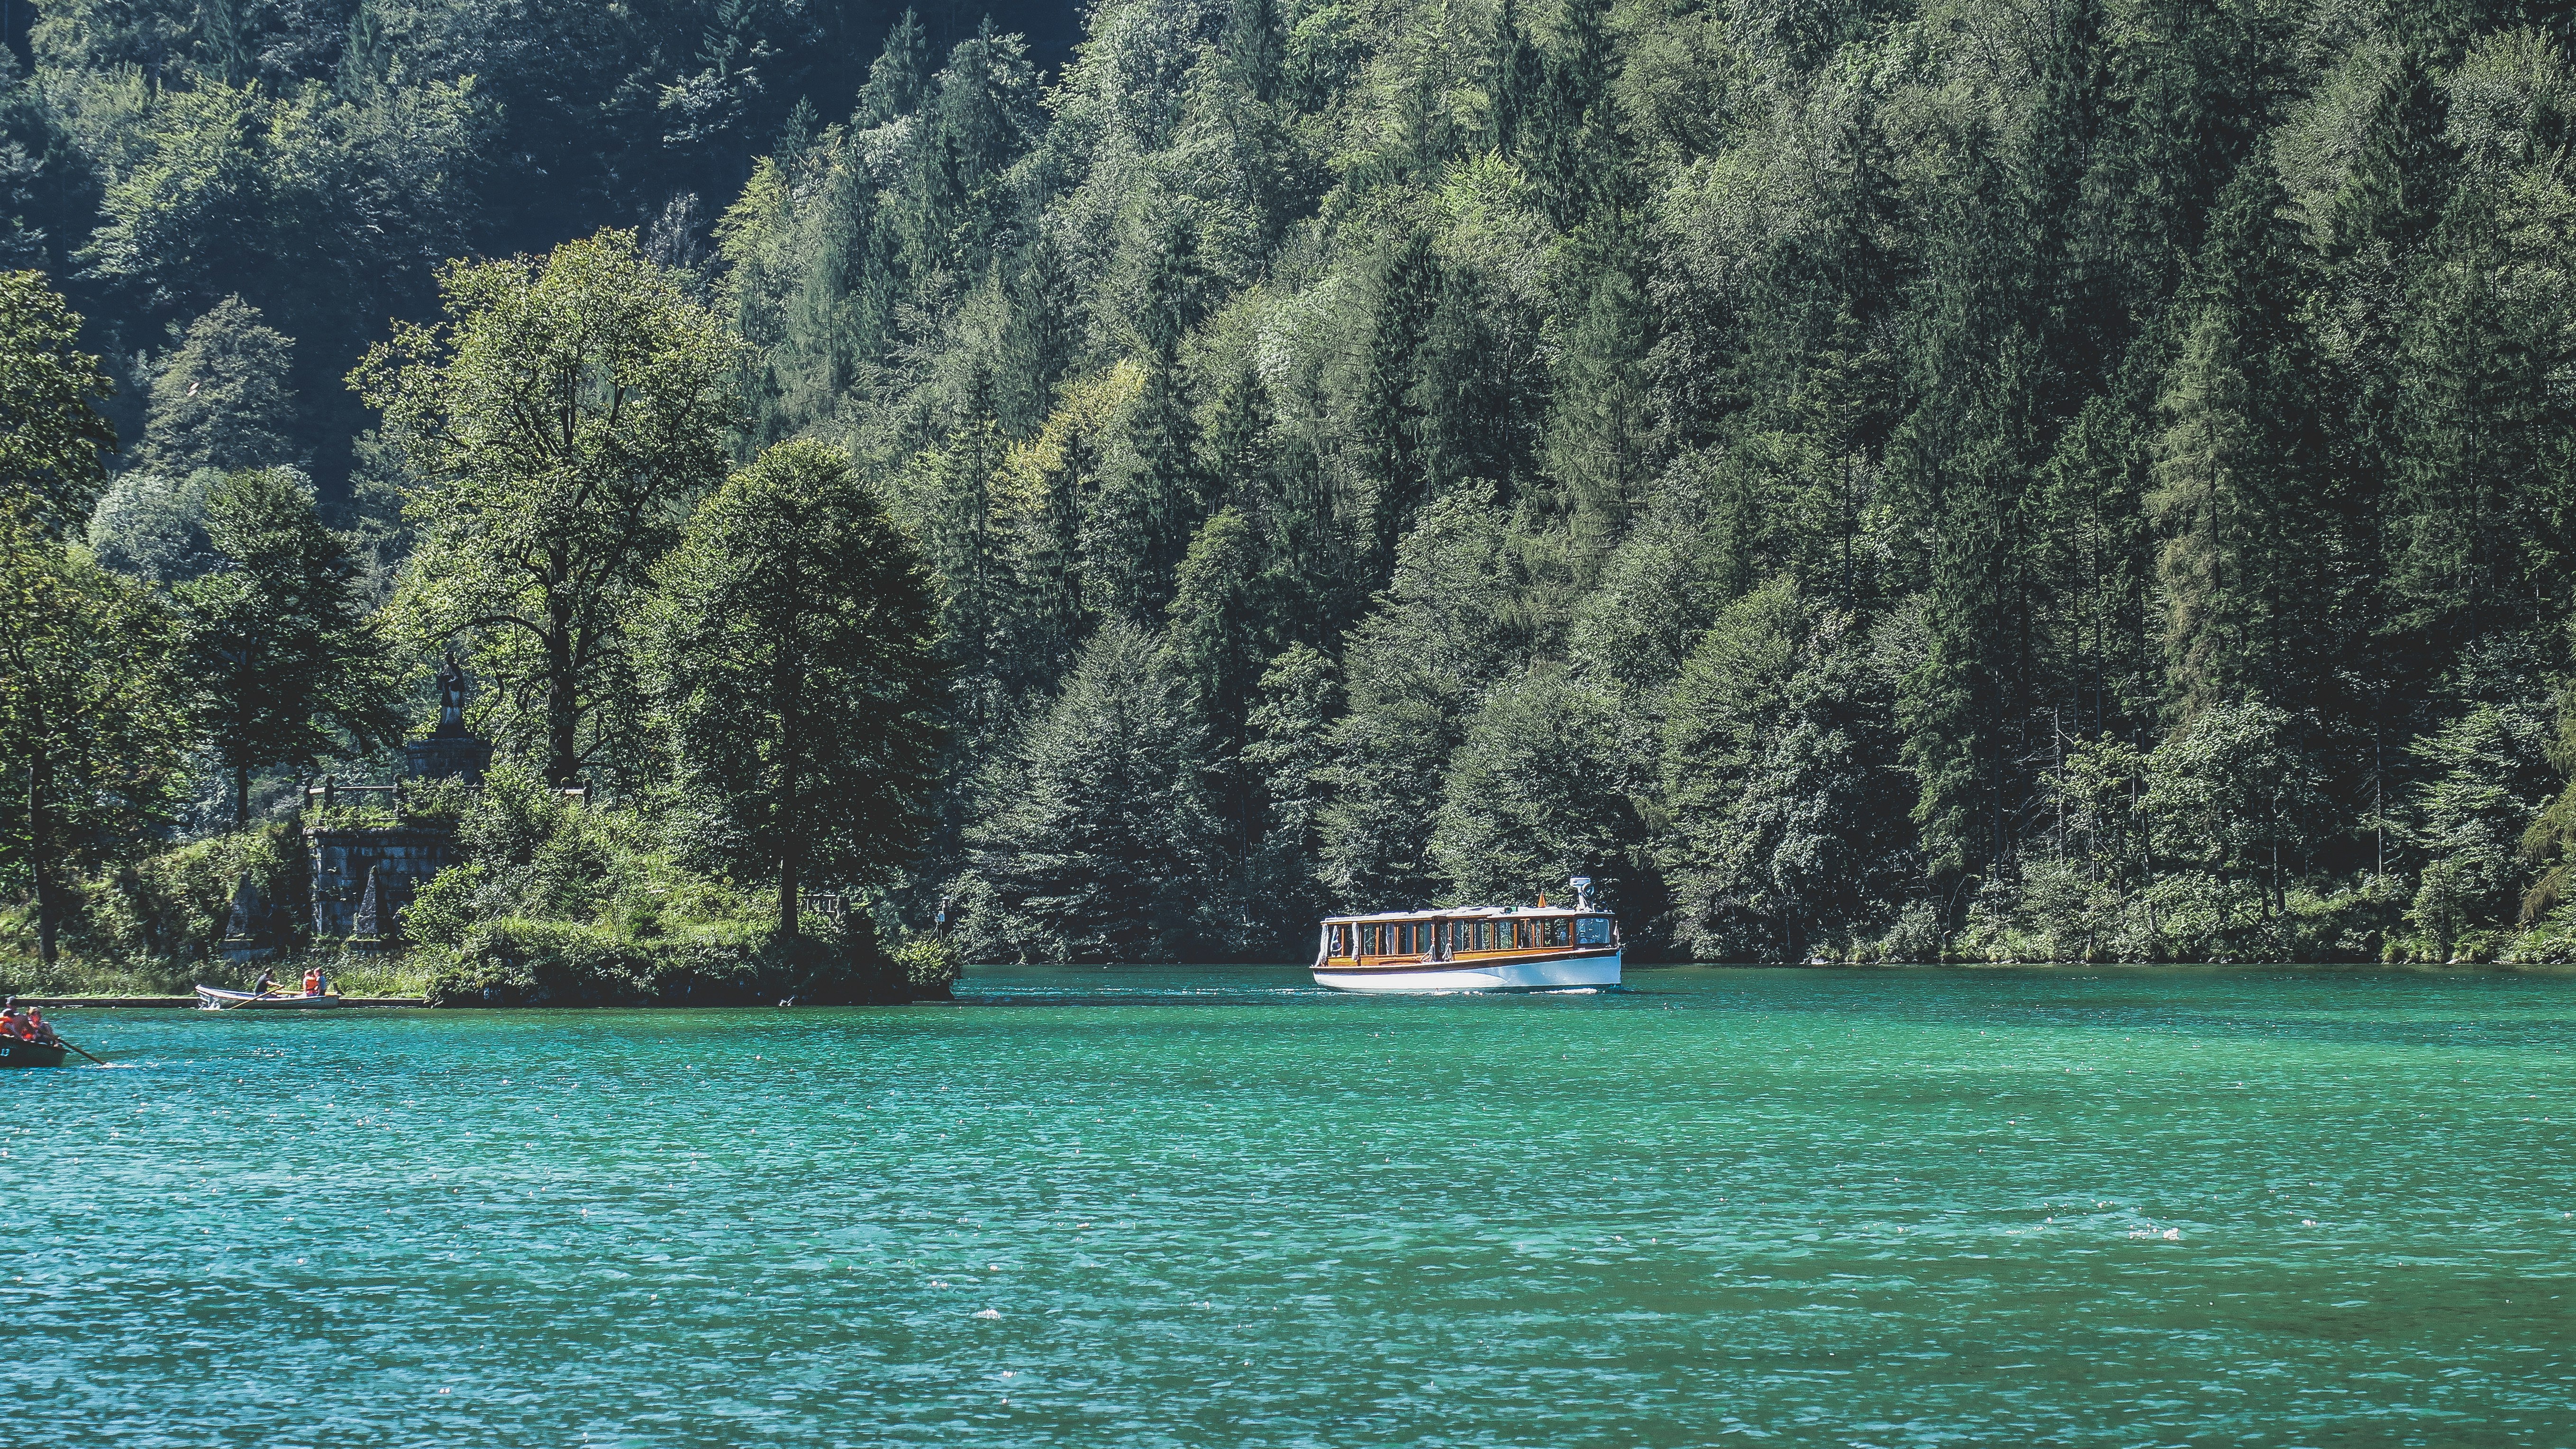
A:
0 1038 67 1068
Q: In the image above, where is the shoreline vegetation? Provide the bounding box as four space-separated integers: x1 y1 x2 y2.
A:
16 952 2573 1010
5 3 2576 987
1 932 966 1006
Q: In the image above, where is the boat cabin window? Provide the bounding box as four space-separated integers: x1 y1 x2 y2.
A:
1576 916 1610 945
1471 921 1490 951
1542 918 1572 948
1331 924 1352 955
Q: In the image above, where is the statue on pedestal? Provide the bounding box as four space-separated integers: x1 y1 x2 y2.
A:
405 648 493 784
434 651 469 735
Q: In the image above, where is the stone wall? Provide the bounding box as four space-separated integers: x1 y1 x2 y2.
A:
306 826 460 940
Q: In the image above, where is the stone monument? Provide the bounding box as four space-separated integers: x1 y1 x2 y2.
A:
218 873 282 964
307 653 494 942
403 651 495 784
348 865 385 948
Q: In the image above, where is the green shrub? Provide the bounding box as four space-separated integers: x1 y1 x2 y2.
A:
400 861 487 947
79 821 309 966
421 915 916 1007
891 935 961 999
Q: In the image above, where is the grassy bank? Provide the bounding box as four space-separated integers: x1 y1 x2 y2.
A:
0 952 437 1000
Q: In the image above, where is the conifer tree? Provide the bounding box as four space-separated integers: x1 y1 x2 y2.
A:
959 620 1220 962
1093 213 1205 621
896 419 1009 733
2149 156 2342 717
855 10 930 127
1483 0 1541 154
1164 506 1276 857
1891 147 2046 892
2385 33 2576 657
1342 224 1435 572
1545 218 1655 566
1316 487 1522 907
139 296 299 476
1243 641 1338 936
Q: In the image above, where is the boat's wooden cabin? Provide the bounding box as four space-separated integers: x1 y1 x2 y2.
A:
1319 906 1618 968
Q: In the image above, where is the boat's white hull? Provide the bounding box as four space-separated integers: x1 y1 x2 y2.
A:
1313 950 1621 993
195 987 341 1011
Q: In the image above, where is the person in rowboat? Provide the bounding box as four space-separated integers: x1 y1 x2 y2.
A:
301 967 321 996
24 1008 55 1044
251 968 279 997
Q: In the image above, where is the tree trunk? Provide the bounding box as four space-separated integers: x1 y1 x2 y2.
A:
27 752 56 968
775 601 801 939
545 598 578 786
235 763 251 828
778 852 799 941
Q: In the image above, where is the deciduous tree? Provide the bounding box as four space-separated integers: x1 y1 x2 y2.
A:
645 440 946 937
171 468 402 826
355 229 745 788
0 510 187 965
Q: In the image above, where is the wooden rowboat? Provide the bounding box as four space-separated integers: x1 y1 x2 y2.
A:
195 986 342 1011
0 1038 68 1067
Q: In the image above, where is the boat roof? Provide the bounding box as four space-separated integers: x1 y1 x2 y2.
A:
1321 905 1600 923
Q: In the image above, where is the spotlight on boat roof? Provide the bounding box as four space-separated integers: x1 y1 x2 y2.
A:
1569 875 1595 909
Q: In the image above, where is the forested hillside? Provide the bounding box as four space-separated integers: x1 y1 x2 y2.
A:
0 0 1076 483
11 0 2576 967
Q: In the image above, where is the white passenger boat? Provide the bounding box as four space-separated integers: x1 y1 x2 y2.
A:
1314 878 1621 993
195 986 342 1011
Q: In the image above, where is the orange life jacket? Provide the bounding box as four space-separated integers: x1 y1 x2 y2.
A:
302 971 320 995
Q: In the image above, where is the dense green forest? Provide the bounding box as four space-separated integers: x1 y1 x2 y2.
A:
4 0 2576 974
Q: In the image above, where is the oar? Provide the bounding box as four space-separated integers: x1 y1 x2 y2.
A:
216 988 278 1011
55 1038 106 1066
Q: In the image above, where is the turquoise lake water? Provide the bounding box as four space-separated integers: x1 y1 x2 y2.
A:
6 964 2574 1446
